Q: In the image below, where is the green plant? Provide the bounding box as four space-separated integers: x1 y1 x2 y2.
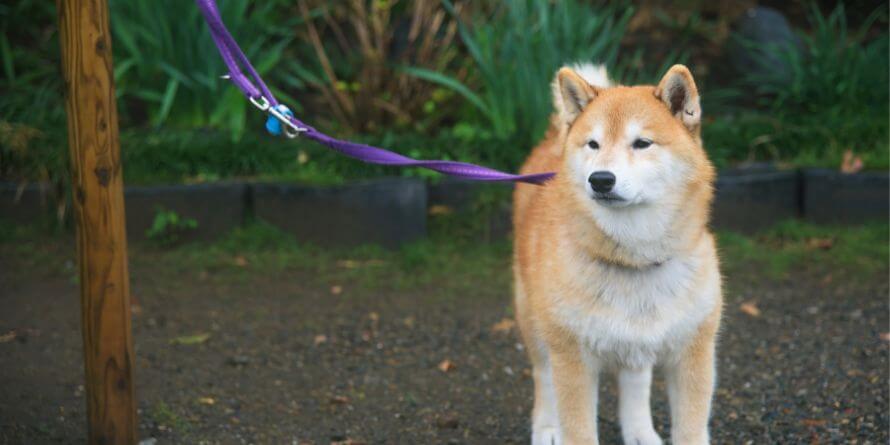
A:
292 0 467 135
149 401 190 433
0 1 68 196
717 220 889 280
402 0 634 167
146 207 198 245
721 3 890 168
109 0 307 139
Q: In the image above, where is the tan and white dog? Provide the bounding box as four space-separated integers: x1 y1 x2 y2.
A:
513 64 722 445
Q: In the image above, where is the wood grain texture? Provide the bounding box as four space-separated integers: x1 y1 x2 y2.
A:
57 0 137 443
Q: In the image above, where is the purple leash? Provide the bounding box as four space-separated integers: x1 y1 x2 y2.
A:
194 0 554 185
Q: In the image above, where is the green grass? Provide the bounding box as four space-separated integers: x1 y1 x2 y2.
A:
154 221 514 296
148 401 190 433
717 220 889 280
2 217 887 294
136 219 890 294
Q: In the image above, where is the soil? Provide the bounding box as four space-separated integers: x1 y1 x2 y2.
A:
0 238 887 444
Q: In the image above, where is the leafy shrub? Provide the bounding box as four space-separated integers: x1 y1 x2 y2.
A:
146 207 198 245
404 0 633 167
289 0 468 135
715 3 889 168
109 0 310 139
0 1 68 190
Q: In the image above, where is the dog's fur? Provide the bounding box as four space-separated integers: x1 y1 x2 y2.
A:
513 64 722 445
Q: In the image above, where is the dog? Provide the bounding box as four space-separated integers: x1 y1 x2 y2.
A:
513 63 722 445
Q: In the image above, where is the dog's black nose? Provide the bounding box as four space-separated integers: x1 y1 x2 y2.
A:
588 171 616 193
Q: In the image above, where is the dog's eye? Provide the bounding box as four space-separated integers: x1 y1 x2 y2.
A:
632 138 653 149
587 140 600 150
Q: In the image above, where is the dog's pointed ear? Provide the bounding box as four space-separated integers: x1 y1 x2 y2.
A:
655 65 701 132
554 67 598 126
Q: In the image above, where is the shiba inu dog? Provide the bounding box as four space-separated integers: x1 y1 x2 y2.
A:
513 63 722 445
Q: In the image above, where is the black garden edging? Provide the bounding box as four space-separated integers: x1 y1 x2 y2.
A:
252 177 427 248
124 182 247 242
0 182 58 225
712 166 800 233
1 168 886 246
802 169 889 225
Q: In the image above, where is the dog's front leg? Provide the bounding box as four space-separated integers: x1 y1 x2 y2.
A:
619 366 662 445
550 344 600 445
666 315 719 445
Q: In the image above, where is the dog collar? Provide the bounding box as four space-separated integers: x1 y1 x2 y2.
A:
596 257 667 270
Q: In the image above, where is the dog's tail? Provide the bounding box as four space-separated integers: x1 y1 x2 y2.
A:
569 62 612 89
549 62 612 128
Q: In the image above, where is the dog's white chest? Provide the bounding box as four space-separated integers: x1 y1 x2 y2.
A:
555 255 719 368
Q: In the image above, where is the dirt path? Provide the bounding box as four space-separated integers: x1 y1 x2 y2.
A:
0 239 887 444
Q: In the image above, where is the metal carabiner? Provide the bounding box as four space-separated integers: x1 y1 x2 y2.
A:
249 95 271 112
267 104 307 138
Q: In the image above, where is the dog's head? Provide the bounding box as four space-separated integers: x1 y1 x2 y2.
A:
554 65 713 218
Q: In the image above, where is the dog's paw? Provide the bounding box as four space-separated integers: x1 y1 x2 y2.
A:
623 428 662 445
532 425 562 445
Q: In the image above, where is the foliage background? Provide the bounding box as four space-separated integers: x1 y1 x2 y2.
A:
1 0 888 192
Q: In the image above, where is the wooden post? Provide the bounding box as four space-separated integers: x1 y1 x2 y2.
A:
58 1 137 444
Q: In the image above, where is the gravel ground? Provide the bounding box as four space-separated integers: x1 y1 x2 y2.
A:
0 240 887 444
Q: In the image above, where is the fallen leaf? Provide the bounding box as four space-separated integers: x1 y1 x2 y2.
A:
840 149 863 174
233 256 248 267
169 333 210 345
403 317 415 328
368 312 379 323
806 237 834 250
314 334 328 346
131 294 143 315
337 260 359 269
801 418 827 427
428 205 453 216
435 412 460 429
297 150 309 165
739 302 761 317
331 439 366 445
197 397 215 406
491 318 516 334
330 395 350 405
330 285 343 295
0 330 16 343
336 259 385 269
437 359 455 373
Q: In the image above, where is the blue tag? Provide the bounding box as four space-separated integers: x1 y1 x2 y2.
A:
265 104 294 136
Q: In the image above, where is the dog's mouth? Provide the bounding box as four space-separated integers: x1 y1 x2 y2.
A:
592 192 627 205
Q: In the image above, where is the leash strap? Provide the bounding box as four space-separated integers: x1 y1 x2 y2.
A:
194 0 554 184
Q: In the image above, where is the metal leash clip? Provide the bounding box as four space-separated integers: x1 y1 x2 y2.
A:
248 96 306 138
221 74 306 138
267 103 306 138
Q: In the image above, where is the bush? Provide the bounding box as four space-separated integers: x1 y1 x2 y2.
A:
287 0 468 135
404 0 633 167
109 0 309 140
146 206 198 246
710 3 889 169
